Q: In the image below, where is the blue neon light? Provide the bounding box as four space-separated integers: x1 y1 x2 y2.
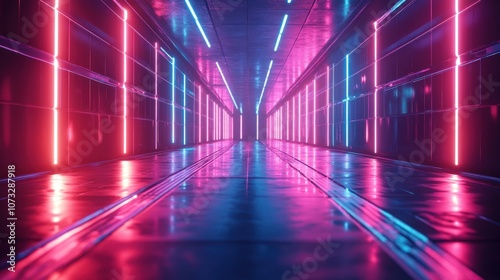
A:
172 57 175 144
215 62 238 110
256 60 274 114
183 74 186 145
345 55 349 147
274 14 288 51
185 0 211 48
160 47 173 59
287 0 292 3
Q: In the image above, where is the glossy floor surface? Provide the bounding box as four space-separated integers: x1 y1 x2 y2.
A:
1 141 500 279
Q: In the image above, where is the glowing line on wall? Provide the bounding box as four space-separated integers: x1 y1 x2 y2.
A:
155 42 159 149
298 92 301 142
171 57 176 144
183 74 186 145
53 0 59 165
240 114 243 140
287 101 289 141
206 94 209 141
313 78 317 145
123 9 128 154
257 113 259 140
454 0 460 166
326 66 330 146
346 54 349 147
198 85 202 142
374 22 378 154
306 85 309 143
293 96 295 141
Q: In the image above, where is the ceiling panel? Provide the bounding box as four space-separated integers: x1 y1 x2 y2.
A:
147 0 368 114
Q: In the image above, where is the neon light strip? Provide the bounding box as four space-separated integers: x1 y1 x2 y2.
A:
306 85 309 143
257 114 260 140
123 9 128 154
298 92 301 142
287 101 289 141
454 0 460 166
313 78 317 145
376 0 407 25
287 0 292 3
374 22 378 153
53 0 59 164
185 0 211 48
160 47 173 59
198 85 201 142
332 63 335 146
215 62 238 110
183 74 186 145
326 66 330 146
171 57 175 144
206 94 209 141
293 96 295 141
155 42 158 149
274 14 288 52
240 114 243 140
256 60 274 114
346 54 349 147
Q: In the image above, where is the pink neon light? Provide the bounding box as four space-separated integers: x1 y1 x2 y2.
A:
123 9 128 154
293 96 295 141
198 85 202 142
298 92 301 142
306 85 309 143
374 22 378 154
326 66 329 146
213 102 216 140
206 94 209 142
240 114 243 139
287 101 289 141
53 0 59 165
155 42 158 149
454 0 460 166
313 79 316 145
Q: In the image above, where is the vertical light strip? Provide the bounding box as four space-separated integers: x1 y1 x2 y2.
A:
313 78 317 145
332 63 335 146
306 85 309 143
171 57 176 144
374 22 378 154
206 94 209 141
326 66 330 146
298 92 301 142
293 96 295 141
454 0 460 166
123 9 128 154
213 102 216 140
53 0 59 165
198 85 202 142
240 114 243 140
256 113 259 140
155 42 159 149
183 74 186 145
287 101 289 141
346 54 350 147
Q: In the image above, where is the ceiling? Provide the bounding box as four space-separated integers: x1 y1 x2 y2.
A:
147 0 366 115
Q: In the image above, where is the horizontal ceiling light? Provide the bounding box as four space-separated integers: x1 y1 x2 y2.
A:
274 14 288 51
185 0 211 48
256 60 274 114
216 62 238 110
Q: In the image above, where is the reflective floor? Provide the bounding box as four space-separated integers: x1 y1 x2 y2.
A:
2 141 500 279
